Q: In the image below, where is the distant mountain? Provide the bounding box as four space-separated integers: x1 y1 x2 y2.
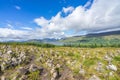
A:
59 30 120 46
27 38 58 43
86 30 120 37
26 38 63 45
24 30 120 46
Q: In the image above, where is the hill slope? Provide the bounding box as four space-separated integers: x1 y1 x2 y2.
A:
60 30 120 47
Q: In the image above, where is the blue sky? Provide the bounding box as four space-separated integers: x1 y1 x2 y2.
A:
0 0 89 28
0 0 120 41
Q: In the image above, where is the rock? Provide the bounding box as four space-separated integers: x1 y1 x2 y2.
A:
56 64 61 68
19 75 28 80
12 76 17 80
79 64 85 75
109 71 114 76
11 57 17 66
1 75 6 80
109 52 114 57
52 72 57 78
50 68 55 74
1 62 6 71
104 55 112 62
46 59 53 67
17 67 29 75
39 67 44 75
12 75 19 80
29 64 38 72
89 75 101 80
106 64 117 71
79 69 85 76
6 50 13 54
96 62 103 72
0 51 2 57
0 67 3 76
82 55 85 61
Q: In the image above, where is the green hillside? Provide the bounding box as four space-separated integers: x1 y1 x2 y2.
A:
60 35 120 47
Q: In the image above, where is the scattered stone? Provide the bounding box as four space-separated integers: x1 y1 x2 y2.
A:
6 50 13 54
104 55 112 62
96 62 103 72
17 67 29 75
1 62 6 71
109 71 114 76
89 75 101 80
106 64 117 71
29 64 38 72
79 65 85 76
1 75 6 80
19 75 28 80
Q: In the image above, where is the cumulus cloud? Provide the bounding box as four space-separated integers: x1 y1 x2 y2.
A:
34 0 120 38
0 0 120 41
63 7 74 14
0 28 29 40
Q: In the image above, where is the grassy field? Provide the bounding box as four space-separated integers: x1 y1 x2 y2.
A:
0 44 120 80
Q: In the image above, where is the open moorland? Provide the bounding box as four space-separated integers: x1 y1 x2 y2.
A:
0 44 120 80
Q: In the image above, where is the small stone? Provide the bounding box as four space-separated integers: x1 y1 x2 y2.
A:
0 52 2 57
89 75 101 80
29 64 38 72
56 64 61 68
106 64 117 71
17 67 29 75
1 62 6 71
53 72 57 78
19 75 28 80
6 50 13 54
109 71 114 76
1 75 6 80
96 62 103 72
50 68 55 74
104 55 112 62
79 69 85 75
12 75 19 80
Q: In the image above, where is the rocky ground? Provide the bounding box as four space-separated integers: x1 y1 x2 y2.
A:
0 45 120 80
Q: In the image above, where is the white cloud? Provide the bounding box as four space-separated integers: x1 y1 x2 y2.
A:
0 0 120 41
7 23 13 29
21 27 33 30
84 0 92 8
63 7 74 14
15 5 21 10
34 0 120 38
0 28 29 40
34 17 49 27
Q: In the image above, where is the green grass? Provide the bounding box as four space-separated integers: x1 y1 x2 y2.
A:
114 56 120 61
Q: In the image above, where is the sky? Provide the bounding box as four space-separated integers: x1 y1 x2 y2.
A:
0 0 120 41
